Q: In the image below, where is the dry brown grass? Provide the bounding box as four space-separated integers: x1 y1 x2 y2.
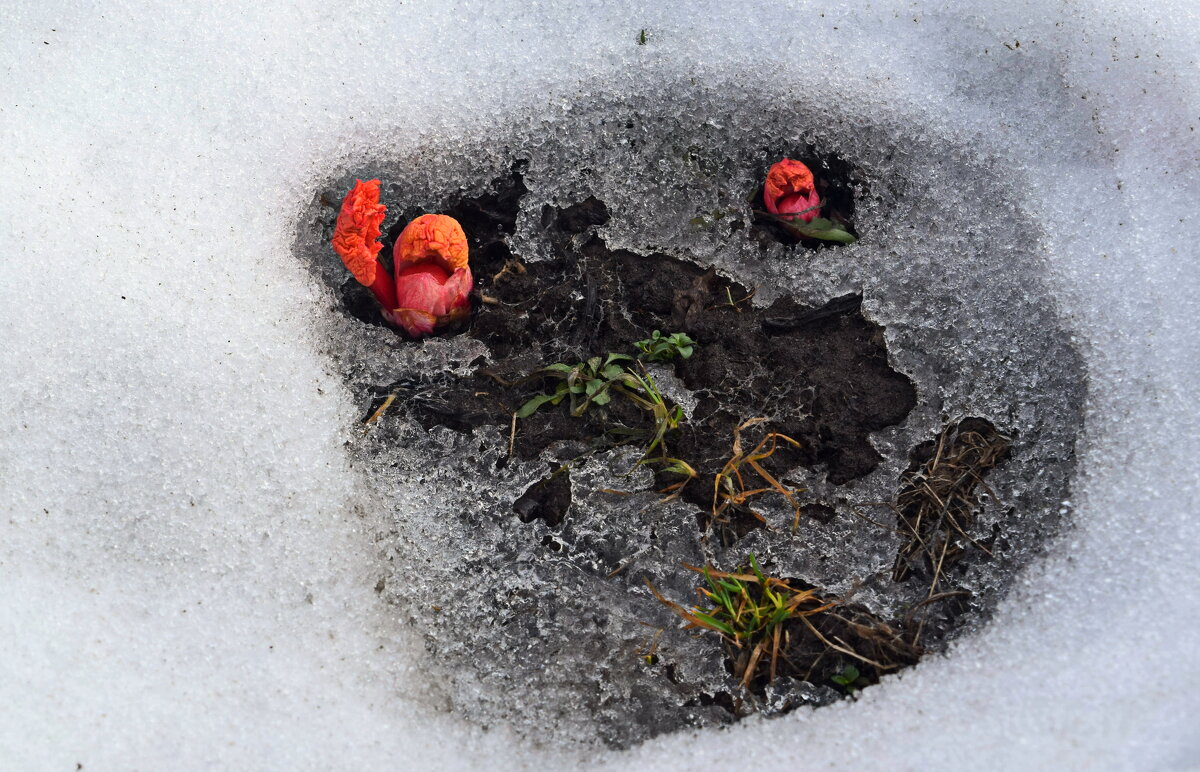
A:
648 556 921 692
892 418 1011 638
711 417 805 532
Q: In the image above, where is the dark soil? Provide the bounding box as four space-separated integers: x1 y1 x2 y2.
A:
513 465 572 528
374 168 916 522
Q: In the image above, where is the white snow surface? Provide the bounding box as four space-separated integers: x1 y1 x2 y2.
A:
1 1 1197 770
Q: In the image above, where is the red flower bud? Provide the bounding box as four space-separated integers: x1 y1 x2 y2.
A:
764 159 820 224
387 214 473 338
331 179 397 310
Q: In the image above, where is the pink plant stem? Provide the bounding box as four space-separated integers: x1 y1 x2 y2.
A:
366 261 397 310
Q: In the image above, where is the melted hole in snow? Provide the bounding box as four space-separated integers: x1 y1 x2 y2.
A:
293 86 1085 749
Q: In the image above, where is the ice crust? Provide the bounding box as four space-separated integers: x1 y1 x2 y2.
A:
2 1 1198 769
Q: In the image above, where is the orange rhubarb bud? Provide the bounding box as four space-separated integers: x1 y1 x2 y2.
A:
389 214 473 338
331 179 397 310
764 159 820 224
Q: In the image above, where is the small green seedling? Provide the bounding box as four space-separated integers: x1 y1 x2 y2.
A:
516 352 636 419
634 331 695 362
759 202 856 245
647 554 837 688
831 663 869 694
518 352 696 497
780 216 857 245
618 366 683 455
622 367 697 497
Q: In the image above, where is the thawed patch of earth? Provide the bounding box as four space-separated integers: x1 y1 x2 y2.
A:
295 84 1085 748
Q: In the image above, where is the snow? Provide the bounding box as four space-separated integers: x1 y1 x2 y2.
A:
1 0 1197 769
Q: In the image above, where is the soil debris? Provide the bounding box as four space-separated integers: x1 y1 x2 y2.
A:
891 418 1013 644
513 466 573 527
893 418 1013 588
